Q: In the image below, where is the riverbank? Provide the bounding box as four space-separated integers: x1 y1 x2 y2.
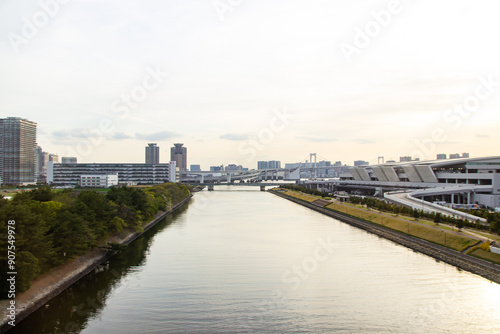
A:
0 194 192 333
270 190 500 285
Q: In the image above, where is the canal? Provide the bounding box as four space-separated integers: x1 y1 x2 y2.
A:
11 187 500 333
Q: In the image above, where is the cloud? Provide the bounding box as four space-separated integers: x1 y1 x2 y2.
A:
51 128 177 143
52 128 93 141
296 136 338 143
354 139 375 144
112 132 134 140
220 133 249 141
135 131 178 141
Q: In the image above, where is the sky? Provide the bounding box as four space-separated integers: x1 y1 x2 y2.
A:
1 0 500 169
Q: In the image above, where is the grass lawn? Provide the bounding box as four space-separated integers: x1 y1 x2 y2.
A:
325 202 476 251
283 191 319 203
280 190 478 252
470 249 500 265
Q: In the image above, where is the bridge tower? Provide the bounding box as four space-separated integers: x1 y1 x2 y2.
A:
310 153 317 178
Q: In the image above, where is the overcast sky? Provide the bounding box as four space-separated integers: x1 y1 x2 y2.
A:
1 0 500 168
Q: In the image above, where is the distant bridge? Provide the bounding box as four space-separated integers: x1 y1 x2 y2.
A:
182 182 292 191
178 168 301 184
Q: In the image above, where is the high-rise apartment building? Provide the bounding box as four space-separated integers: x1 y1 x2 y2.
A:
36 146 44 180
0 117 37 185
145 143 160 164
170 143 187 171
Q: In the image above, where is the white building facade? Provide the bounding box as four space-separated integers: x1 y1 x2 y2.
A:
47 161 177 186
338 156 500 209
80 174 119 188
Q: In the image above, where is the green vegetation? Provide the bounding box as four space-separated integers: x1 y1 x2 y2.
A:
470 248 500 265
275 189 477 251
0 184 190 294
281 184 328 198
322 201 476 251
348 195 497 233
283 190 319 203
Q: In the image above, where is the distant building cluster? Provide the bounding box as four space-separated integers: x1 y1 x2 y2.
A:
257 160 281 170
0 119 183 187
0 116 483 194
437 153 470 159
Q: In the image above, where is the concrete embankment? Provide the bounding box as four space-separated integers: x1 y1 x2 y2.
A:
271 191 500 285
0 195 193 334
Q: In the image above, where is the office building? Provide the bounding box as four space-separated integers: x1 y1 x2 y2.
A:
258 160 281 170
210 165 223 172
62 157 77 164
190 164 201 172
437 153 447 160
354 160 369 166
450 153 460 159
47 161 176 186
400 156 412 162
225 164 243 171
145 143 160 164
0 117 37 185
171 143 187 171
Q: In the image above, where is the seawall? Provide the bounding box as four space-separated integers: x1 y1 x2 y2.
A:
271 191 500 285
0 195 192 334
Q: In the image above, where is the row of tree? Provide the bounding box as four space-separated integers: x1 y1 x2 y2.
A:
0 184 190 293
348 195 498 233
281 185 327 197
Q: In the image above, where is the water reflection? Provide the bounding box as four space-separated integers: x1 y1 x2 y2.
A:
10 203 190 334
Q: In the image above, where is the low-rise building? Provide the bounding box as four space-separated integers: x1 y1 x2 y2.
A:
47 161 176 186
80 174 118 188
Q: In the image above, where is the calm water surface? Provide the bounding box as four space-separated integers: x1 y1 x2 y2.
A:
12 187 500 333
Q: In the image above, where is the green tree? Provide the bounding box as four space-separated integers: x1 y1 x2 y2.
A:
434 212 443 224
51 209 95 258
16 251 40 292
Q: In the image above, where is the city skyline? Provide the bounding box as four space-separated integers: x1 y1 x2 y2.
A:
2 1 500 167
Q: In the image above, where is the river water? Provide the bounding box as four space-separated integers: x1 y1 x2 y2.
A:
11 187 500 333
